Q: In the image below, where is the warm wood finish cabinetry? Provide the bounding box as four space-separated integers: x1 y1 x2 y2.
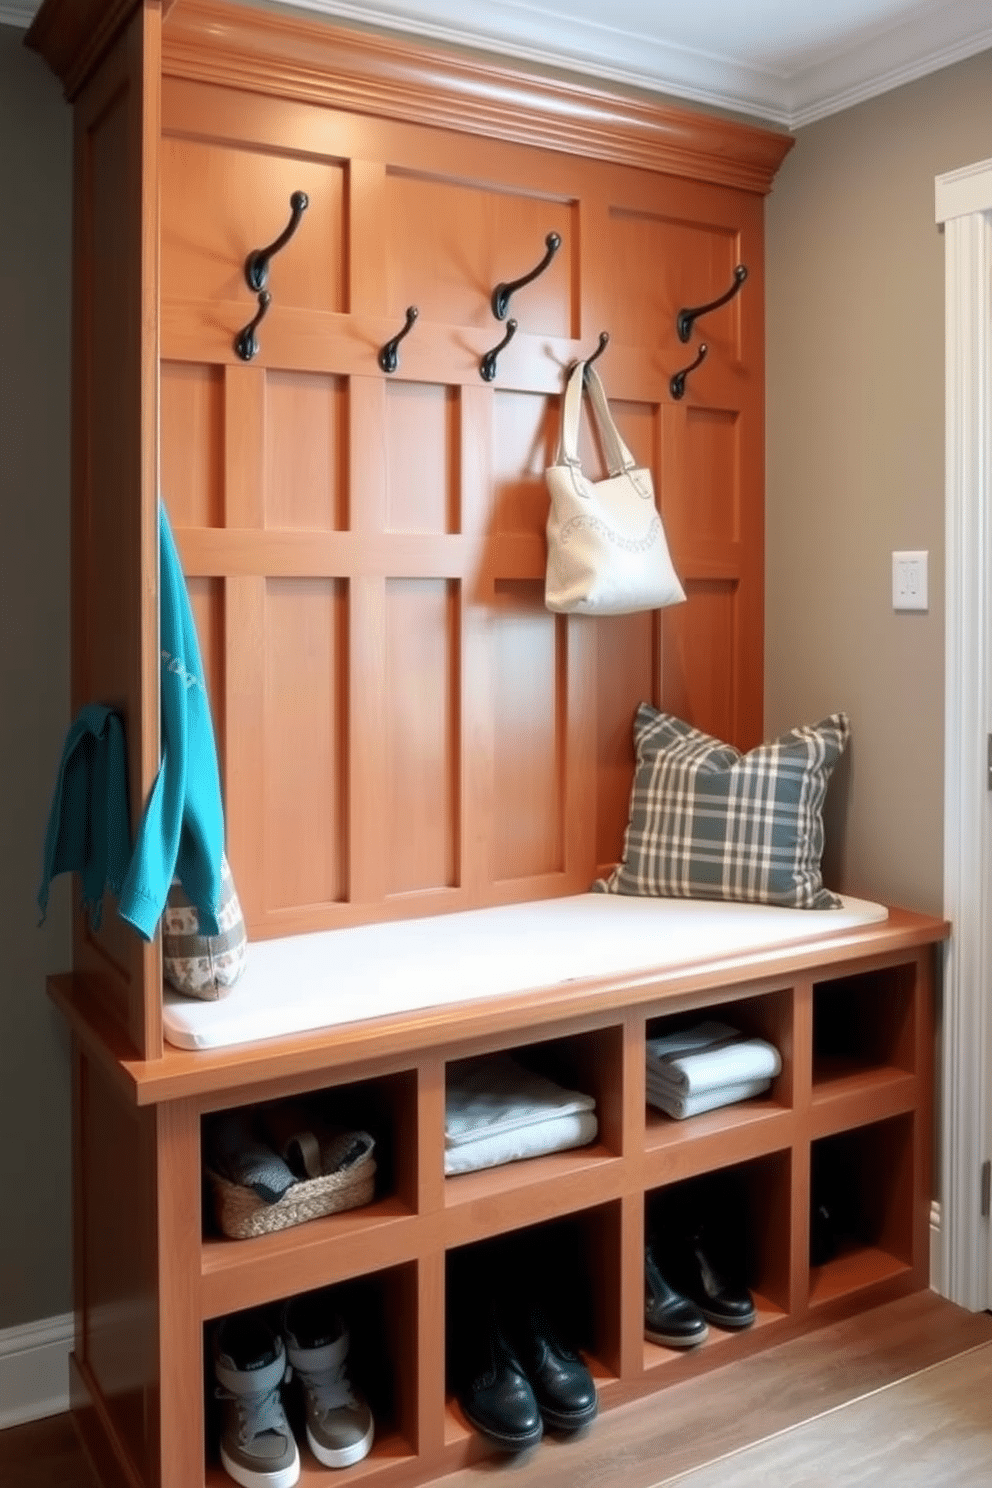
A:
28 3 945 1486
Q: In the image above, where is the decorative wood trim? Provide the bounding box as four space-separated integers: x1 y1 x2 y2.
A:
158 0 793 195
937 165 992 1313
25 0 143 100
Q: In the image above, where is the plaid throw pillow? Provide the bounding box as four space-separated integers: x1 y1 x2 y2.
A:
597 706 850 909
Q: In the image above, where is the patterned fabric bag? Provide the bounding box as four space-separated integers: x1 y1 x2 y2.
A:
162 851 247 999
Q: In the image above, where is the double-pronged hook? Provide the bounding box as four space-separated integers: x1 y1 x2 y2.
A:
670 343 708 400
245 192 309 292
379 306 419 374
234 292 271 362
480 319 518 382
581 331 610 381
492 232 561 321
677 264 747 343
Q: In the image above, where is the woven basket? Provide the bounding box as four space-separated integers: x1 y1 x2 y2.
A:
208 1148 377 1240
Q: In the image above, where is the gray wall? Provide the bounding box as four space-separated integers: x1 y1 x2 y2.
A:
765 48 992 916
1 13 990 1338
0 22 73 1330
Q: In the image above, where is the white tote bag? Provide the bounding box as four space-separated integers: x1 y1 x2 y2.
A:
545 361 685 615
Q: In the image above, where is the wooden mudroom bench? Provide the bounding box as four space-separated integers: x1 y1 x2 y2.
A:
26 1 947 1484
48 895 944 1488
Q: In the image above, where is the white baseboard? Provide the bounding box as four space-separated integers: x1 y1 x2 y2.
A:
930 1199 943 1296
0 1313 73 1429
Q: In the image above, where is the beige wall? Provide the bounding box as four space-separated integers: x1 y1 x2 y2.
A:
765 48 992 916
0 23 73 1329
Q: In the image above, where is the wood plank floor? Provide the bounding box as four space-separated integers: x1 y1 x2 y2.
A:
3 1292 991 1488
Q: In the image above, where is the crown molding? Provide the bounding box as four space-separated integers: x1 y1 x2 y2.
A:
15 0 992 126
163 0 793 194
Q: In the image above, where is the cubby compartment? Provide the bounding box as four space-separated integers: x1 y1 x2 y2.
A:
200 1069 418 1244
442 1027 622 1226
812 961 916 1097
643 1151 792 1371
444 1203 622 1450
203 1262 418 1486
808 1115 915 1305
644 988 792 1150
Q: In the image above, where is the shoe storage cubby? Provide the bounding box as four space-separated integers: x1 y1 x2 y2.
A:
812 963 916 1094
808 1115 916 1307
33 2 947 1484
202 1263 418 1486
643 1152 792 1372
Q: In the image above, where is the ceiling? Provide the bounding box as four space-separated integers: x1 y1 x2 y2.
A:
6 0 992 126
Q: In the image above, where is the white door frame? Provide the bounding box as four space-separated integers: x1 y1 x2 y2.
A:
937 157 992 1311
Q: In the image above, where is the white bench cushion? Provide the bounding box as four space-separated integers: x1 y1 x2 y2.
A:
162 892 888 1051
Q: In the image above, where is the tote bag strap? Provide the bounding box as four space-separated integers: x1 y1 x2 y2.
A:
557 360 638 478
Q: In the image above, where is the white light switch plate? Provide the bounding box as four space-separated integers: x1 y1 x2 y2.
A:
892 550 928 611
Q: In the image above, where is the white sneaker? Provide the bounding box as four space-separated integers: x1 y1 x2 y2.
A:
214 1313 300 1488
283 1291 375 1469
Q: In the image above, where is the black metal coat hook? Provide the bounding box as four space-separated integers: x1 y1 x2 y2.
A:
378 306 419 373
670 342 708 400
234 291 271 362
677 264 748 342
480 319 518 382
492 232 561 320
582 331 610 381
245 191 310 292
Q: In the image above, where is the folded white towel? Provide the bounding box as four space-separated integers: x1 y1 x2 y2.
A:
646 1021 781 1096
445 1053 596 1147
646 1075 771 1120
444 1108 599 1175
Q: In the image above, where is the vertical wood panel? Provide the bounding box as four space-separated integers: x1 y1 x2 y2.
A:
385 381 458 534
264 578 346 911
224 575 266 928
458 385 494 897
160 362 224 527
224 362 265 527
492 581 562 881
385 579 458 896
662 578 737 743
71 3 161 1057
264 370 347 530
492 388 556 536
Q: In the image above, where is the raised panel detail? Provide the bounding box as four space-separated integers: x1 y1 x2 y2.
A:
186 577 226 780
684 407 740 544
160 137 345 312
385 169 574 335
492 390 557 539
161 363 224 528
385 382 459 535
662 577 737 743
264 371 347 531
604 209 740 354
385 579 458 895
493 581 563 881
263 578 346 910
596 612 657 869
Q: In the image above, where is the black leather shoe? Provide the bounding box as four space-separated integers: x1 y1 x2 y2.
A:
457 1311 543 1451
644 1244 708 1347
505 1303 598 1433
676 1231 756 1330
